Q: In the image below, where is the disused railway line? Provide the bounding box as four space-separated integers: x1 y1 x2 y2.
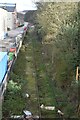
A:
31 31 65 119
41 45 65 119
31 40 42 118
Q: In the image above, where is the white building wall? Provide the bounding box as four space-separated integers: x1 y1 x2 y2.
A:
7 12 14 30
7 11 17 30
0 8 7 40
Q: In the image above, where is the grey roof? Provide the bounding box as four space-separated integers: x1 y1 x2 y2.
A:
5 6 15 12
0 3 16 12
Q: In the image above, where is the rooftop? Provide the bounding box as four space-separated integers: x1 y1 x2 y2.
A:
0 3 16 12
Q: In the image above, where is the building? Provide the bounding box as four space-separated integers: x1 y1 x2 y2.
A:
0 3 17 30
0 8 7 40
17 12 26 27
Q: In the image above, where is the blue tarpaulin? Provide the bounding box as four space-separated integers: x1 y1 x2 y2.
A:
0 52 7 84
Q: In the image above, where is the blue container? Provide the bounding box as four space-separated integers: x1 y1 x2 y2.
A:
0 52 8 84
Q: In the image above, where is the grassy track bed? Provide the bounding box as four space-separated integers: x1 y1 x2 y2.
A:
31 31 58 118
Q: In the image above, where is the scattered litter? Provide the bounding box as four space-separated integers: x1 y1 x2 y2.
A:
23 110 32 119
40 104 44 109
11 115 24 119
57 110 64 115
40 104 55 110
42 52 45 55
25 93 30 98
23 110 32 116
40 104 64 115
